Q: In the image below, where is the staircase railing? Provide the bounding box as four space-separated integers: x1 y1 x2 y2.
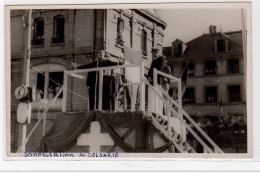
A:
150 68 224 153
62 62 145 112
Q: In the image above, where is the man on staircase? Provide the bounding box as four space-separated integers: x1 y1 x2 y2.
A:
160 57 172 116
148 47 164 85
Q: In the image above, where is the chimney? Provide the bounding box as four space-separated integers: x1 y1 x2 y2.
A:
213 26 217 33
209 25 213 34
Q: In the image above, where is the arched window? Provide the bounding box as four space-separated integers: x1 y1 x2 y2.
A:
30 64 65 100
32 17 44 45
116 17 124 46
117 17 124 33
52 15 65 43
141 29 147 55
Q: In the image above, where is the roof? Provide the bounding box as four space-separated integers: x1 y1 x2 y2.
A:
135 9 167 29
183 31 242 56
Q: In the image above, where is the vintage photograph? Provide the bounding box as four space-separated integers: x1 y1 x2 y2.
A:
6 3 251 157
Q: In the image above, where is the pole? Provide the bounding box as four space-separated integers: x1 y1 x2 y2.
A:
153 68 158 113
139 61 145 111
18 9 32 153
241 8 247 99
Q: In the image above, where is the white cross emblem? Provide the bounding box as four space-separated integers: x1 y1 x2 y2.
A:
77 121 114 152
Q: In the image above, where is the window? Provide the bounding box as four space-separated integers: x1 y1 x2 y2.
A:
183 88 195 104
217 39 225 52
36 73 45 99
177 43 182 56
183 62 194 76
228 59 239 74
32 18 44 45
117 17 124 33
141 29 147 55
52 15 65 44
188 63 194 76
31 64 65 100
205 87 217 103
228 85 241 102
49 72 64 98
205 60 217 75
116 17 124 46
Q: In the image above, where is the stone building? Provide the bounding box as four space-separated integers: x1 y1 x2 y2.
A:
163 26 247 153
10 9 167 152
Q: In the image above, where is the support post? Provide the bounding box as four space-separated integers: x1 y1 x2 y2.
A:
153 68 158 113
139 61 145 111
178 79 185 140
42 115 46 136
62 70 68 112
18 9 32 153
98 70 103 111
167 106 171 139
21 125 27 152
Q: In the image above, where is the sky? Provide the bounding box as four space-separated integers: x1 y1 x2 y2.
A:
157 9 243 47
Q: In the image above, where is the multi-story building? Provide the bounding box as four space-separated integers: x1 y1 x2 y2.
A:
163 26 247 153
10 9 167 152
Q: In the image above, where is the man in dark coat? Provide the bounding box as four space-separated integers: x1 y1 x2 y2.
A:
78 59 120 111
148 47 164 85
160 57 172 92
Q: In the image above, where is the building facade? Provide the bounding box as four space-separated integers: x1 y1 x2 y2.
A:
10 9 167 152
164 26 247 153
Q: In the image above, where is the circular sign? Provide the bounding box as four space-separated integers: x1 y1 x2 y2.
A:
14 85 28 100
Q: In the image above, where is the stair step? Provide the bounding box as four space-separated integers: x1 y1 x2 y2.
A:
172 133 181 143
146 113 197 153
177 139 185 146
183 145 192 153
162 125 167 130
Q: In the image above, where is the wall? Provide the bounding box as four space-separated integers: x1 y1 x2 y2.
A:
105 9 165 72
10 9 96 152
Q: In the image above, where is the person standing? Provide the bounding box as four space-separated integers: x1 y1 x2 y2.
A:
160 57 172 116
148 47 164 85
160 57 171 92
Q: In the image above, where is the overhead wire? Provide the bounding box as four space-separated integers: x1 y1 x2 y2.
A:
30 63 89 101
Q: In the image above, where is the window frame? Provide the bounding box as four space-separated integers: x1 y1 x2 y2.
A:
228 85 241 103
183 87 195 105
177 43 183 56
141 29 147 56
227 58 240 74
205 86 218 103
117 17 124 34
32 17 44 46
204 60 217 76
30 64 65 100
216 39 225 52
52 15 65 44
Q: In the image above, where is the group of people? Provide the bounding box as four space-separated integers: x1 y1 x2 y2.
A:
84 47 172 112
148 47 172 92
36 84 61 100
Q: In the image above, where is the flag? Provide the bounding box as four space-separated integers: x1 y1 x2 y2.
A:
172 62 190 100
181 62 190 96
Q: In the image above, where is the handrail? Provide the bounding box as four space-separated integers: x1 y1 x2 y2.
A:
144 79 219 153
17 86 64 153
69 63 140 74
156 70 180 83
149 77 224 153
